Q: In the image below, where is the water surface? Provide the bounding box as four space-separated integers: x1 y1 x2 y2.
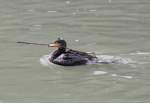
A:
0 0 150 103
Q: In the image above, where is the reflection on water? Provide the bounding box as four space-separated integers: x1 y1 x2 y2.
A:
0 0 150 103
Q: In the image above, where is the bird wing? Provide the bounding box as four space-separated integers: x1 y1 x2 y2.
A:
66 49 97 60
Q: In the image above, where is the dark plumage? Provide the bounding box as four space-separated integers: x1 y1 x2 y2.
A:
49 38 97 66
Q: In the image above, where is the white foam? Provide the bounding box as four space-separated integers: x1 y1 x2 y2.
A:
97 55 134 64
93 71 107 75
40 55 51 66
120 76 133 79
87 59 98 64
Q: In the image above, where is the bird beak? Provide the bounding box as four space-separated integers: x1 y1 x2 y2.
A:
48 43 60 47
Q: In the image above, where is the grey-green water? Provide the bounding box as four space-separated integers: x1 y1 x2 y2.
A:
0 0 150 103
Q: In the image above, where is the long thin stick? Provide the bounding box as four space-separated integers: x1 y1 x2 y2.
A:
16 41 48 46
16 41 97 57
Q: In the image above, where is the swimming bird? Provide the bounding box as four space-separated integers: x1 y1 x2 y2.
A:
48 38 97 66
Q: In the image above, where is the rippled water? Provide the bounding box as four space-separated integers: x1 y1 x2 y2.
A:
0 0 150 103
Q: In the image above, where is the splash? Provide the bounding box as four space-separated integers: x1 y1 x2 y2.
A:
40 55 52 66
40 54 134 66
89 55 134 64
